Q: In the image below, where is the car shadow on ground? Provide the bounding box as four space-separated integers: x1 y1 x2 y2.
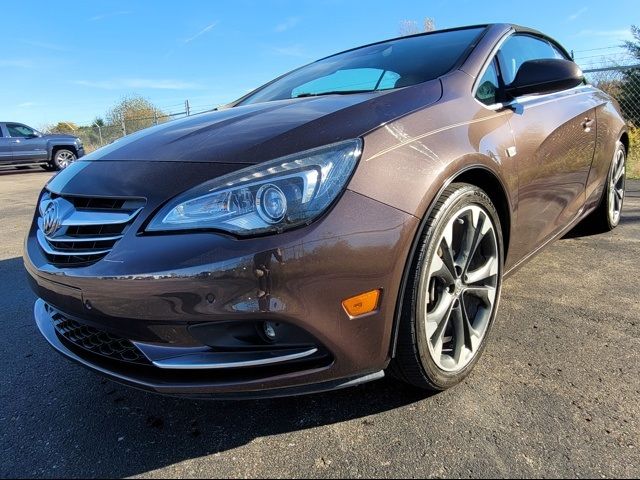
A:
0 255 433 478
0 166 49 177
562 180 639 238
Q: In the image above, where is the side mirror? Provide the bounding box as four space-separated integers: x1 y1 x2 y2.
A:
26 133 41 139
505 58 584 98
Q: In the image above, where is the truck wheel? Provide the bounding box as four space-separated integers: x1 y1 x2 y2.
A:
51 149 77 170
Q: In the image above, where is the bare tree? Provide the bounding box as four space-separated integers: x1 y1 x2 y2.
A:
106 95 166 134
399 17 436 36
399 19 421 36
423 17 436 32
43 122 79 135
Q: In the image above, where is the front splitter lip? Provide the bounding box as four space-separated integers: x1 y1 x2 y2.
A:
34 299 384 400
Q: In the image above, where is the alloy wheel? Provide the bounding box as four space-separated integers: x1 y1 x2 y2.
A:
608 148 626 226
420 205 499 372
55 150 76 169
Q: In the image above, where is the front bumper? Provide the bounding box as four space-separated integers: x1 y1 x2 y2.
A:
34 299 385 399
25 183 418 397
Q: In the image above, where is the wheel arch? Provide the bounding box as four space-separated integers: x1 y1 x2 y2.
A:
620 130 629 154
49 144 78 162
388 163 513 359
453 167 512 259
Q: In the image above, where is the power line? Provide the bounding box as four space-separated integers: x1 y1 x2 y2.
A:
575 52 634 61
573 45 627 53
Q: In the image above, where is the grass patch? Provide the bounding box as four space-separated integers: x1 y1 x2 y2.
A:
628 128 640 180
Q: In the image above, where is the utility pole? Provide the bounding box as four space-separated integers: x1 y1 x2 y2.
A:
185 99 191 116
121 117 127 136
93 122 103 146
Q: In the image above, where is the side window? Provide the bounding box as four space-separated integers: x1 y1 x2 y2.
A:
6 123 35 138
497 34 566 85
0 125 4 138
475 60 500 105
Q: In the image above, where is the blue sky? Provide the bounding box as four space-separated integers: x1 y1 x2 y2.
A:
1 0 637 128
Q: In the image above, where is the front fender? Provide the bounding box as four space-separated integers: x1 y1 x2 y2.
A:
350 88 518 221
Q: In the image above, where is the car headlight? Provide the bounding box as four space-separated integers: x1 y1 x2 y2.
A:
146 139 362 236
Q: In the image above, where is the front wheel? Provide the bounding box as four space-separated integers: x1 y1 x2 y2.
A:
390 183 504 391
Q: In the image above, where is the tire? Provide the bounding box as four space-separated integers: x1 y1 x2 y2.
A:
51 148 77 171
580 140 626 233
390 182 504 391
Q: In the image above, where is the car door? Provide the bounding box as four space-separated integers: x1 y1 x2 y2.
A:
0 124 14 165
6 123 48 164
499 34 600 261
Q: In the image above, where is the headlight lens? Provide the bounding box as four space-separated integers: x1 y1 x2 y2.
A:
146 139 362 236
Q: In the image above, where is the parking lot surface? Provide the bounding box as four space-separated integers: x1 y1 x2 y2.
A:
1 169 638 478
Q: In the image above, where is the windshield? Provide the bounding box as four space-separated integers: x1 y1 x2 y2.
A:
239 27 485 106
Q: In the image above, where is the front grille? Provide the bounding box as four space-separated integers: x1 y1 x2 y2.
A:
36 191 145 267
50 308 149 365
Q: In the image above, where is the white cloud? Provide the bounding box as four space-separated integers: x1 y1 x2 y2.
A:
74 78 201 90
0 59 34 68
275 17 300 33
165 21 218 57
90 11 131 21
20 40 68 51
183 22 218 44
270 45 309 58
575 28 633 40
568 7 588 21
18 102 37 108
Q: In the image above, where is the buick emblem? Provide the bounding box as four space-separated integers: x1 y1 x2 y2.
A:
42 201 61 237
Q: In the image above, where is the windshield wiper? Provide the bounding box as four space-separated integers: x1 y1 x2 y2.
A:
294 89 378 98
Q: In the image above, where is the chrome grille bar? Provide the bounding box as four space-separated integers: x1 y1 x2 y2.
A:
36 191 145 267
36 230 113 256
58 208 143 226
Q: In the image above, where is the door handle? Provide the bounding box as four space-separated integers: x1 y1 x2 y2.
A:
10 139 21 144
582 118 594 132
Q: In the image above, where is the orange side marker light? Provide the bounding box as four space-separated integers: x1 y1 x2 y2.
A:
342 289 381 317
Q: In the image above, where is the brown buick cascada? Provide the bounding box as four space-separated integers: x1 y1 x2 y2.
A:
25 24 628 398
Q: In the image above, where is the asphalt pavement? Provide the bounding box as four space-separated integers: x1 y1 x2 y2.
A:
1 168 638 478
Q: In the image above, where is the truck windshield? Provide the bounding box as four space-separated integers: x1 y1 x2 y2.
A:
239 27 485 106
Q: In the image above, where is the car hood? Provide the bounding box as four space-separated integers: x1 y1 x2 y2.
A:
83 80 442 164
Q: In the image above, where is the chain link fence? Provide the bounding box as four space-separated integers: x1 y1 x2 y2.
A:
583 64 640 177
584 64 640 126
72 101 216 153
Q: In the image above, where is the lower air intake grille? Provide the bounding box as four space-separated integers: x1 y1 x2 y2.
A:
50 309 149 365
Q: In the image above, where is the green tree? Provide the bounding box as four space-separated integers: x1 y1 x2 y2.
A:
623 25 640 59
